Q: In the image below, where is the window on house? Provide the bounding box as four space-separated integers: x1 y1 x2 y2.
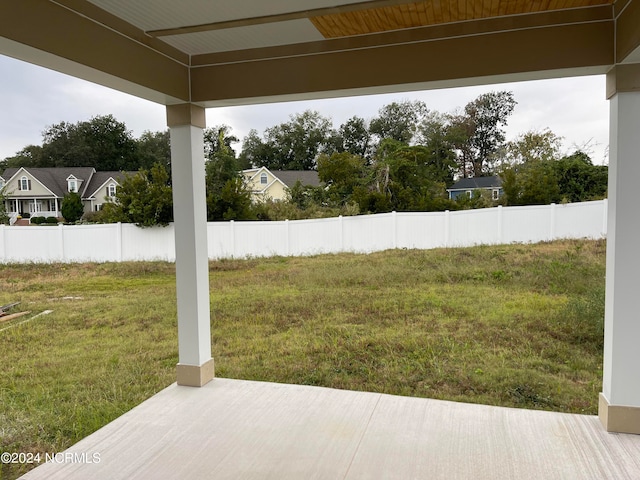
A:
108 183 116 197
19 176 31 191
492 189 499 200
49 200 57 212
68 179 77 192
466 190 472 198
94 204 103 212
260 173 268 185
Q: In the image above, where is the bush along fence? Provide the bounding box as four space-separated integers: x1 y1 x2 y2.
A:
0 200 608 263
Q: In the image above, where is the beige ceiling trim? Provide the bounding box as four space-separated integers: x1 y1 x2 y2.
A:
606 63 640 97
311 0 612 38
145 0 417 37
615 0 640 61
51 0 189 64
192 5 613 67
614 0 633 16
0 0 190 101
191 22 613 104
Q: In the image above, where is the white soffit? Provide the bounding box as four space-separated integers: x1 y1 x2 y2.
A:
162 20 325 55
622 45 640 64
86 0 366 31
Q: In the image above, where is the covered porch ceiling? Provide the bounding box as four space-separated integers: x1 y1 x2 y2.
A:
1 0 639 108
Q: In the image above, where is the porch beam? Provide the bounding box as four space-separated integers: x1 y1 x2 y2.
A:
167 104 214 387
600 64 640 434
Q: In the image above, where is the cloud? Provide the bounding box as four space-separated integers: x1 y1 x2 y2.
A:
1 54 608 165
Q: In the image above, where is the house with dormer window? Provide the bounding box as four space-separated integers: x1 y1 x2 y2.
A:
0 167 133 224
241 167 320 202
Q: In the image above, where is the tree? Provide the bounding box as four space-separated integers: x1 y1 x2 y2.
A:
40 115 138 171
553 151 608 202
505 129 563 166
61 192 84 223
205 128 254 221
240 110 333 170
0 187 9 225
450 91 517 177
369 100 428 145
317 151 368 204
107 163 174 227
337 116 372 159
136 130 171 172
1 145 44 169
352 139 451 213
204 125 239 161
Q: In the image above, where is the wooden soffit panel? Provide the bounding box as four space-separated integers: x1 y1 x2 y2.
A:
310 0 613 38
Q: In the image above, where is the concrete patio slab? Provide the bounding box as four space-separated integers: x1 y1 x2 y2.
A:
20 378 640 479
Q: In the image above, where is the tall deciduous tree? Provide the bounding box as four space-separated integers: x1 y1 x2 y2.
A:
240 110 333 170
40 115 138 171
136 130 171 172
205 128 254 221
450 91 517 177
505 129 563 166
1 145 44 169
337 116 372 159
369 100 428 145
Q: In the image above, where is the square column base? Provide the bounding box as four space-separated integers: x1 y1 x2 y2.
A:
176 358 215 387
599 393 640 434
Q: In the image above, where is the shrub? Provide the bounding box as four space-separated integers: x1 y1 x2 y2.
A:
45 216 59 224
30 216 46 224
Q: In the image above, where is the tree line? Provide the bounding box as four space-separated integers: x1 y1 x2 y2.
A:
0 92 608 225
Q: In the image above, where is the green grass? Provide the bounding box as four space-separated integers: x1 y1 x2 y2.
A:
0 240 605 479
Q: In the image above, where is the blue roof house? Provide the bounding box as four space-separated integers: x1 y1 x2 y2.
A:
446 176 503 201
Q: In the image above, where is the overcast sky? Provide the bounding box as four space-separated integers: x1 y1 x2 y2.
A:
0 54 610 165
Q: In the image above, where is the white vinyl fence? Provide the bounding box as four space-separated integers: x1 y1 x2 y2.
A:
0 200 608 263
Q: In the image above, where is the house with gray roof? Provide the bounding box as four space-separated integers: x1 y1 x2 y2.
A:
446 176 503 201
1 167 132 224
241 167 320 202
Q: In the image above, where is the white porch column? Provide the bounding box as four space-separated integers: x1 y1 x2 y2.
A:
167 104 214 387
600 64 640 434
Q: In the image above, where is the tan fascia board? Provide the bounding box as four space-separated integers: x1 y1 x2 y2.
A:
191 21 614 105
0 0 190 103
615 0 640 62
191 5 613 67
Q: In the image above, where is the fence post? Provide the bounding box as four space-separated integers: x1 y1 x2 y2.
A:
0 224 5 262
116 222 123 262
392 211 398 249
230 220 235 258
57 223 65 262
285 219 290 256
444 210 450 247
497 205 503 245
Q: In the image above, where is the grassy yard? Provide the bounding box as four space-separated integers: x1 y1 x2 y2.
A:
0 240 605 478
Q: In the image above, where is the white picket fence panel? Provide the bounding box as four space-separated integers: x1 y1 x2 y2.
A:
0 200 608 263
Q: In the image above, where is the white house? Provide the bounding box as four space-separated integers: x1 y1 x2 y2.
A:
0 167 131 224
